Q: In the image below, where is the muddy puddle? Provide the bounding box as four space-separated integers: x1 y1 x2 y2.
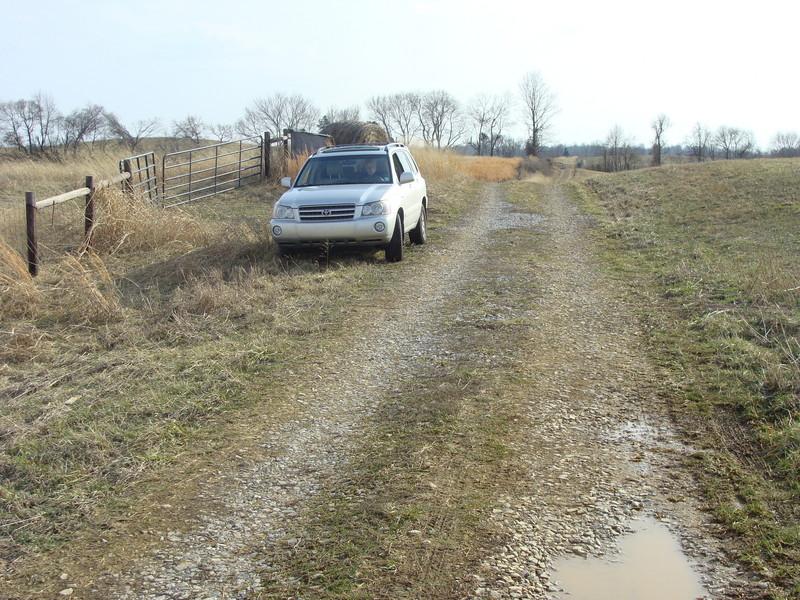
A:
550 516 707 600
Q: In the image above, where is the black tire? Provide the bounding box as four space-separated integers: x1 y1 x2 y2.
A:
385 214 404 263
409 205 427 245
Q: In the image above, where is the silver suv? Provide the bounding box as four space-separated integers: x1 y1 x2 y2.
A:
270 143 427 262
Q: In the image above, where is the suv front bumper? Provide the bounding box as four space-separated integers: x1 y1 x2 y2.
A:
270 215 395 247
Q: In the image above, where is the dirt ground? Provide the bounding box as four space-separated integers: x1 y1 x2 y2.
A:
3 177 770 599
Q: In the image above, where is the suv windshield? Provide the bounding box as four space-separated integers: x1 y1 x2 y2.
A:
295 155 392 187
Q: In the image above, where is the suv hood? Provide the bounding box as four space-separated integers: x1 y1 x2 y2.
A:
279 184 393 207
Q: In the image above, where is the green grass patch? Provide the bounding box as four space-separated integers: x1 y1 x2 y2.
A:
572 158 800 594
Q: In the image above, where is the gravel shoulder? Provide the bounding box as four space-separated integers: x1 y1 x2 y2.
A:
12 178 766 599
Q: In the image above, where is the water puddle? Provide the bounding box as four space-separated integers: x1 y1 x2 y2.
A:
551 516 706 600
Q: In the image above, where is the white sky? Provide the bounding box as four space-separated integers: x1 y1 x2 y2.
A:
2 0 798 150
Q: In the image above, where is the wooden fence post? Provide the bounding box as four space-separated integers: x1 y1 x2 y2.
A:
84 175 95 247
25 191 38 277
262 131 272 179
122 160 134 196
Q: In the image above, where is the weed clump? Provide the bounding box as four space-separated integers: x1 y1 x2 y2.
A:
90 187 215 255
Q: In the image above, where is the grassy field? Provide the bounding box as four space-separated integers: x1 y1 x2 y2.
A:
2 149 799 595
572 158 800 593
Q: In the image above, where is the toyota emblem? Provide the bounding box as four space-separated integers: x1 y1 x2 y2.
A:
322 209 332 216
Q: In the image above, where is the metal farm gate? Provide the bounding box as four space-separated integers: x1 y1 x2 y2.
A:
161 136 264 207
120 152 159 204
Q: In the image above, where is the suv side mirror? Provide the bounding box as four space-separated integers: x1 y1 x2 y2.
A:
281 177 292 188
399 171 415 184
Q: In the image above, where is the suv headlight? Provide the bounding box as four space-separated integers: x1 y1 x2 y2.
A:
274 204 294 219
362 201 389 216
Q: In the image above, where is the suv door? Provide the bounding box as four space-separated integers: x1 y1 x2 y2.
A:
393 150 423 232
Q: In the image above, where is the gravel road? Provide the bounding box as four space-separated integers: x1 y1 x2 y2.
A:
52 180 765 599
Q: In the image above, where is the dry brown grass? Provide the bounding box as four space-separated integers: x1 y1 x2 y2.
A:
90 187 217 254
460 156 521 182
47 252 122 324
411 147 467 182
286 152 310 179
0 152 121 206
0 240 38 318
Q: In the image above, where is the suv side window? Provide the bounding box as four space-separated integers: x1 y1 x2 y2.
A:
396 150 415 176
392 153 405 180
403 151 420 173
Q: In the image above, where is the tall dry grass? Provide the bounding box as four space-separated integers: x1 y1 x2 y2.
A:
460 156 521 182
0 240 38 318
411 147 465 181
286 152 310 179
0 151 122 206
411 147 522 183
90 187 217 254
48 252 122 324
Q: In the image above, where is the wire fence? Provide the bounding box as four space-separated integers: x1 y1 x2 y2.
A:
1 130 331 275
0 203 27 258
162 136 263 207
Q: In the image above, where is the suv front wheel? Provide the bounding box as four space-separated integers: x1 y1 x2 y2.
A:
385 214 404 263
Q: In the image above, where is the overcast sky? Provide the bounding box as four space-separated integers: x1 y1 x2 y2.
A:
2 0 798 150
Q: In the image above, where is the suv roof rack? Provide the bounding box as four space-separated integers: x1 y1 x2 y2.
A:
315 143 405 155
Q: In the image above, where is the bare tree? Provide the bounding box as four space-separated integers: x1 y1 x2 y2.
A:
603 125 637 172
519 71 558 156
61 103 105 153
715 126 754 159
769 131 800 157
0 93 61 155
318 105 361 130
104 111 161 152
366 92 421 144
0 100 30 152
172 115 207 144
686 123 713 162
416 90 466 149
650 114 670 166
236 92 319 138
209 123 234 143
390 92 421 145
467 93 513 156
366 95 395 141
32 92 60 153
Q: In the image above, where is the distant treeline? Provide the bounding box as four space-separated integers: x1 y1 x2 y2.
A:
2 88 799 173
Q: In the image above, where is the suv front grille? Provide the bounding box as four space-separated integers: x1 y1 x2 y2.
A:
299 204 356 221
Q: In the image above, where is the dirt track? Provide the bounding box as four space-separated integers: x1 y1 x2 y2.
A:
12 178 767 599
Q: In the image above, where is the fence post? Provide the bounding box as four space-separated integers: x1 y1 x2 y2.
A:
25 191 38 277
263 131 271 180
84 175 95 247
122 159 134 196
